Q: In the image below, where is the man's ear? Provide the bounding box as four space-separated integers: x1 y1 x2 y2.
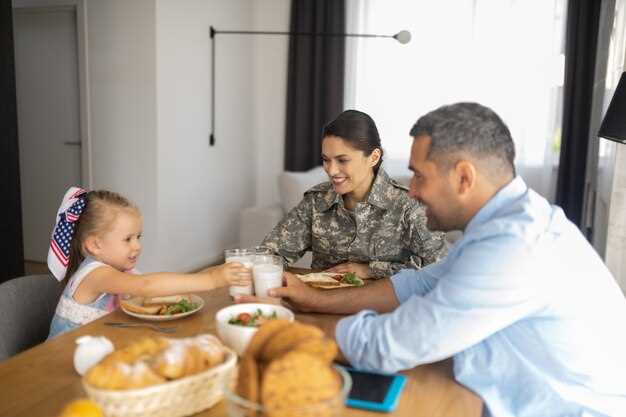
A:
454 160 476 196
83 235 100 256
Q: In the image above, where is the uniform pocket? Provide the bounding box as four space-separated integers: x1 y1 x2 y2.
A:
371 235 405 262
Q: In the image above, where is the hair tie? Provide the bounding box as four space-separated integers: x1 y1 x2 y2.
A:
48 187 88 281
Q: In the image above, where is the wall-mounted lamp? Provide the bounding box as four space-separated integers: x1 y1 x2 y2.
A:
598 72 626 144
209 26 411 146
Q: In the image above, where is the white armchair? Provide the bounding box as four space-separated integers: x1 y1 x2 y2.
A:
239 166 329 267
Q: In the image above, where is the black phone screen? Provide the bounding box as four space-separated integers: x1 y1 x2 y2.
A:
347 369 395 403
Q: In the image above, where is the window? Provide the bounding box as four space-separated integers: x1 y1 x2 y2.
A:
345 0 567 201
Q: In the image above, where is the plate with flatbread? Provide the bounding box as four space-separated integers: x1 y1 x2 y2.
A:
120 294 204 321
295 272 365 289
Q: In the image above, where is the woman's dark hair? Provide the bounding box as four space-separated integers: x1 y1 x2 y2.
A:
322 110 384 171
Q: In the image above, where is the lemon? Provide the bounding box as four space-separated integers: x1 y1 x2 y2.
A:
58 398 103 417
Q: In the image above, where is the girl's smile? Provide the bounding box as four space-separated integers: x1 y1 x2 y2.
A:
86 209 143 272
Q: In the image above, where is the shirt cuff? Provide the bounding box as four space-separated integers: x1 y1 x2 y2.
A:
368 261 392 279
391 269 419 304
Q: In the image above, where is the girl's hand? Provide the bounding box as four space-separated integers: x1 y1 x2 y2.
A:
326 262 372 279
212 261 252 286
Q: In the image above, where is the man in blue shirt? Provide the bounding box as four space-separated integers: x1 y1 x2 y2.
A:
269 103 626 416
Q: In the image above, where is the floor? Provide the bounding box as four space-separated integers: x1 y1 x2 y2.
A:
24 261 49 275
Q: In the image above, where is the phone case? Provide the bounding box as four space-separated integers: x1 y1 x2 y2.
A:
344 367 407 412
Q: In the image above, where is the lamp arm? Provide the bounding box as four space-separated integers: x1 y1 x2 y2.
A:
211 29 394 40
210 27 215 146
208 26 409 146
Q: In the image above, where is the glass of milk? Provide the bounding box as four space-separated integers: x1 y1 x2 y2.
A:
224 248 254 297
253 255 284 297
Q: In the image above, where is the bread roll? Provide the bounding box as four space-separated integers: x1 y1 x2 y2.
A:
144 295 189 306
119 299 162 315
85 335 226 390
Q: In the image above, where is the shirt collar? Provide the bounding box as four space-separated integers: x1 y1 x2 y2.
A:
366 168 395 210
464 176 528 233
320 168 394 212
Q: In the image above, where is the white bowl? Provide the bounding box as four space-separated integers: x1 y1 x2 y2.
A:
215 303 294 355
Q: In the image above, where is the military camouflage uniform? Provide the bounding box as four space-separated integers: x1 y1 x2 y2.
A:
262 168 446 278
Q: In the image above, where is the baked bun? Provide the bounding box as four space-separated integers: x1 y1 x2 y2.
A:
144 295 189 306
84 335 226 390
120 295 193 315
152 334 225 379
119 299 162 315
85 360 166 389
101 337 169 365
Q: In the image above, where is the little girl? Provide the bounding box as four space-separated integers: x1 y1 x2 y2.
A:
48 187 251 338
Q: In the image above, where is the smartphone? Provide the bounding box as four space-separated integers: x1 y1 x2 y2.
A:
343 367 407 412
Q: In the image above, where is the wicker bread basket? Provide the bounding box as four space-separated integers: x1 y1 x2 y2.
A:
82 349 237 417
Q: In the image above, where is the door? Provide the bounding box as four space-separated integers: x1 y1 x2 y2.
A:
13 7 82 262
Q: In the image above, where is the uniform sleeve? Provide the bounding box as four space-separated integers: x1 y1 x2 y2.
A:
336 234 545 373
261 194 314 265
369 203 447 278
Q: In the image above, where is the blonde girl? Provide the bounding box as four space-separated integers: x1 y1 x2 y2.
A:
48 187 250 338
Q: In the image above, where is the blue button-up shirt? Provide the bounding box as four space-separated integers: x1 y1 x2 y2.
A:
336 177 626 416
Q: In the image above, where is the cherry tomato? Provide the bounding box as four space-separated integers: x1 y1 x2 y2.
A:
237 313 252 325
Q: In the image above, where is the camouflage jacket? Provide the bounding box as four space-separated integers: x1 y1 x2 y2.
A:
261 168 447 278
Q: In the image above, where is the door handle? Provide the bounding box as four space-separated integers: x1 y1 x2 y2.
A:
63 141 81 146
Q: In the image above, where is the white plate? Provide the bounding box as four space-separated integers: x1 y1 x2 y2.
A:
120 294 205 321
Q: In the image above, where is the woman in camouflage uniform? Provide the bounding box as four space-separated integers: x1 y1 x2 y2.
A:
262 110 446 279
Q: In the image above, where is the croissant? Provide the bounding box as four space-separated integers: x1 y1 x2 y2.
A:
85 360 165 389
100 337 169 366
84 334 226 390
152 335 225 379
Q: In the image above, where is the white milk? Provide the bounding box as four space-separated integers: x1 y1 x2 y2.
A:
253 263 283 297
225 255 254 297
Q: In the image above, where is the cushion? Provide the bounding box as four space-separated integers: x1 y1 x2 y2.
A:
279 166 328 212
381 159 412 187
0 274 63 361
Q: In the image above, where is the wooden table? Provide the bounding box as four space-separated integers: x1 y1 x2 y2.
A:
0 287 482 417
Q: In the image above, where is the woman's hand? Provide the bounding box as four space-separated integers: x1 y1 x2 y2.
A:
326 262 373 278
207 262 252 287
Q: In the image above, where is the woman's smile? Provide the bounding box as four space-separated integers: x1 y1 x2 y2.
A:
331 176 348 187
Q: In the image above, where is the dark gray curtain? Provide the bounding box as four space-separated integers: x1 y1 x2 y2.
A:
284 0 346 172
1 0 25 281
555 0 601 228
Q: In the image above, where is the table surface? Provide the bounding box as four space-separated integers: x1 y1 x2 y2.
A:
0 286 482 417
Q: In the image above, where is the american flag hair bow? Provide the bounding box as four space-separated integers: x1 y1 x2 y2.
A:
48 187 88 281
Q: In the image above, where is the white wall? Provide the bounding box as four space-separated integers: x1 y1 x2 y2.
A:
86 0 160 269
154 0 289 271
252 1 290 207
13 0 290 272
155 0 254 270
90 0 290 272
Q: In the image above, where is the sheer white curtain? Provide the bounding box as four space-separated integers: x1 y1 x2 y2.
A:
345 0 567 201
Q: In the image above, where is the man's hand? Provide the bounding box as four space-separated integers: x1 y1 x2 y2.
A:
237 271 400 315
268 272 324 313
326 262 373 278
234 272 323 312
